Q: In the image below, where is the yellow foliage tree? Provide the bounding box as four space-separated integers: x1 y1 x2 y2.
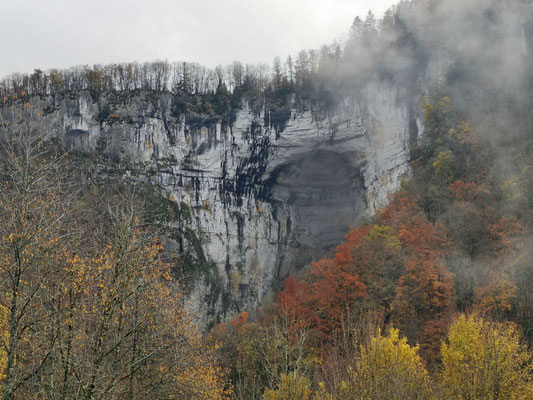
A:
337 329 435 400
263 372 311 400
433 150 454 182
440 314 533 399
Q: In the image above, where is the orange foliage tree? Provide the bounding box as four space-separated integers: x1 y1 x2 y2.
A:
381 193 454 359
278 191 455 362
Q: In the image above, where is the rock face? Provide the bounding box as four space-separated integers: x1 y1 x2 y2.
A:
2 82 423 326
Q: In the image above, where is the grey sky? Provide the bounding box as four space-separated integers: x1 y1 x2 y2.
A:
0 0 395 78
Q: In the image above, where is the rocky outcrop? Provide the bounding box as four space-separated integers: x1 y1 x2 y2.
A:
1 82 423 326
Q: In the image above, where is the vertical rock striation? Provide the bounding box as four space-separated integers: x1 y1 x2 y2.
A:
1 82 422 326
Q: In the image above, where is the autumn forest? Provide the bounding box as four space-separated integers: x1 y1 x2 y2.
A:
1 0 533 399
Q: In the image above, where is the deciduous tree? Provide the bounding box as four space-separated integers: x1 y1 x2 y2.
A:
336 329 435 400
440 314 533 399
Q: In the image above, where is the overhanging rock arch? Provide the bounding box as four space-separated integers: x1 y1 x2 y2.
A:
265 149 366 249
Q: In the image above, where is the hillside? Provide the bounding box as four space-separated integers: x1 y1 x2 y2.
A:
0 0 532 398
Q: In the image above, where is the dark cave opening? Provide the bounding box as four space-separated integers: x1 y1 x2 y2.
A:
267 150 366 250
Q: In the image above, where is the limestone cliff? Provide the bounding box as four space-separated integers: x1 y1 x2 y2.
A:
1 82 423 326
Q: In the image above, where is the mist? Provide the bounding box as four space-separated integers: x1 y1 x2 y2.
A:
1 0 533 396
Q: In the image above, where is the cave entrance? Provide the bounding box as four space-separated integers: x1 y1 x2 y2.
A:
268 150 366 250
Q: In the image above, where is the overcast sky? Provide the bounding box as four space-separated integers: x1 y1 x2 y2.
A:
0 0 396 78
